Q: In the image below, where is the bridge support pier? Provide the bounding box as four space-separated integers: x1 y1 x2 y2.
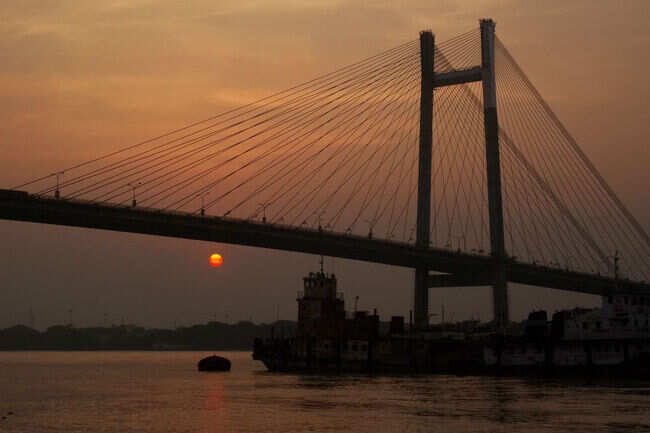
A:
414 267 429 329
481 19 509 329
414 30 434 330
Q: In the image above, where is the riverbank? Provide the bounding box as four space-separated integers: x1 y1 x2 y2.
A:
0 321 295 350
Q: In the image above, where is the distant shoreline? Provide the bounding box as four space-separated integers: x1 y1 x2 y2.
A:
0 321 296 351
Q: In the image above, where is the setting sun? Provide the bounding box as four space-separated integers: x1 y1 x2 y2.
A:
209 253 223 267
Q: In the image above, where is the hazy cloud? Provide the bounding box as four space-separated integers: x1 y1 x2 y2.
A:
1 0 648 329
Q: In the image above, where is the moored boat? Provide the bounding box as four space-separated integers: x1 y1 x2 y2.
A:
253 267 650 375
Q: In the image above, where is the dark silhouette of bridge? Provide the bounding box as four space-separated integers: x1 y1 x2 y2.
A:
2 19 649 330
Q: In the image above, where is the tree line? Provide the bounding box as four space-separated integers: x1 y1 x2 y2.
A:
0 321 296 350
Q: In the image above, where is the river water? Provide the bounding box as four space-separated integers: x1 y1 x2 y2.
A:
0 351 648 432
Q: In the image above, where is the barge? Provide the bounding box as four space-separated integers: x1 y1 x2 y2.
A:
253 268 650 375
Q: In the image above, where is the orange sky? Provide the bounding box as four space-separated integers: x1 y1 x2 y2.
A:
1 1 649 328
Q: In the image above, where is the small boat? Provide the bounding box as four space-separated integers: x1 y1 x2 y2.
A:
197 355 231 372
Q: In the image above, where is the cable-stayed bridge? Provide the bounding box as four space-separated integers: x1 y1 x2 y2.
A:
2 19 649 330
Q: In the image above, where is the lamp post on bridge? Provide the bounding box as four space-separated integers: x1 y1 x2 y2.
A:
317 211 326 232
53 171 65 199
454 235 466 252
603 251 621 283
199 191 211 216
364 219 373 240
258 202 271 223
128 182 142 208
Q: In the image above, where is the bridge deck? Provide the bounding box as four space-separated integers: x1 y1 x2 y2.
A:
1 190 648 296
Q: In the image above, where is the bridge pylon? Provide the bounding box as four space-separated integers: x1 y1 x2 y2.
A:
414 30 434 330
414 19 509 330
480 18 509 329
